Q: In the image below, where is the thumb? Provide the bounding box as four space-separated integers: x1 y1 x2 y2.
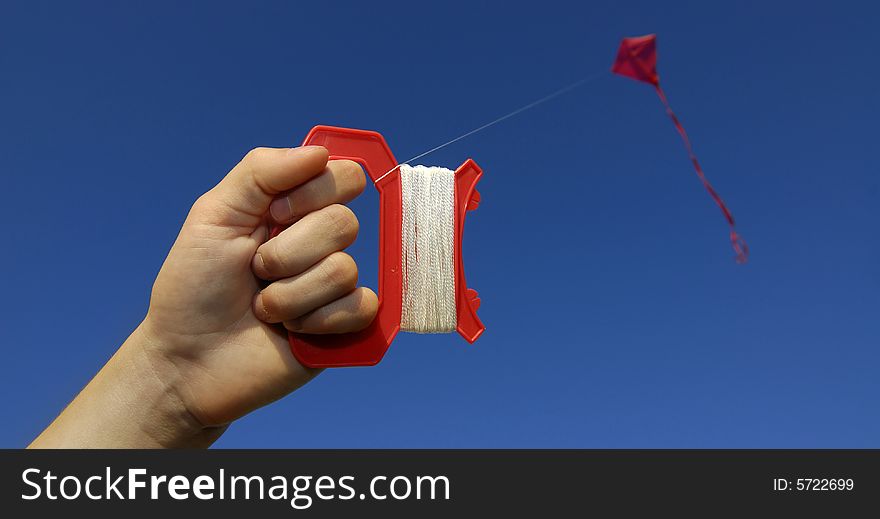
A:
195 145 330 229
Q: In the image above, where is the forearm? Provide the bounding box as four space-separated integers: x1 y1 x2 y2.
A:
29 325 221 449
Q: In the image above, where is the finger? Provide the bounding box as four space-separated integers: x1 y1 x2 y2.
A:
268 159 367 224
284 287 378 334
196 146 329 227
254 252 359 323
252 204 358 280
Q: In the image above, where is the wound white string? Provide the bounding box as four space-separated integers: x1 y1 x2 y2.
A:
399 164 457 333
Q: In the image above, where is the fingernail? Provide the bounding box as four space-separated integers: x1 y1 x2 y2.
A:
255 251 267 272
269 196 292 222
285 319 302 332
254 293 271 322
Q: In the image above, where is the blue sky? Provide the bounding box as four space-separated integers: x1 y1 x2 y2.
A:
1 0 877 447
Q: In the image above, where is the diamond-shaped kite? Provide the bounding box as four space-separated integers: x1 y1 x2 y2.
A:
613 34 748 263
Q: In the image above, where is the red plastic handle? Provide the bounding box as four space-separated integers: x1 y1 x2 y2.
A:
272 125 484 367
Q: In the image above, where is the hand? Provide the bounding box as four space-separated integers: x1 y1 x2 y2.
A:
30 146 378 448
146 145 378 426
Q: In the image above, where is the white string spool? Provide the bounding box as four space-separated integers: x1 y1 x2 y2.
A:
399 164 457 333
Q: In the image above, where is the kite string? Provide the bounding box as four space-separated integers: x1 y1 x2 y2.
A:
373 69 608 184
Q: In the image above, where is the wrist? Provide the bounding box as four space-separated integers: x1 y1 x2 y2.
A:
30 324 222 449
121 324 225 447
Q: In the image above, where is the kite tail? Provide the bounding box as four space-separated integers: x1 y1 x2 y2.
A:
655 87 749 264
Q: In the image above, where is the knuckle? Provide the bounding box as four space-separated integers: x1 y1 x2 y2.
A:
238 148 270 184
357 288 379 318
189 193 213 217
345 289 378 332
320 252 358 289
243 146 270 165
363 288 379 309
336 160 365 186
322 204 359 242
187 193 225 225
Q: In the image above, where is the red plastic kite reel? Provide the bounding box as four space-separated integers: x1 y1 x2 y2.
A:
270 126 485 368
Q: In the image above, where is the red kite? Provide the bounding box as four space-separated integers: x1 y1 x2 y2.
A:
613 34 748 263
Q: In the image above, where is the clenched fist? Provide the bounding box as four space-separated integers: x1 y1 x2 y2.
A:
31 146 378 448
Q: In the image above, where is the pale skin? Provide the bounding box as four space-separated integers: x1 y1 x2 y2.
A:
30 146 378 448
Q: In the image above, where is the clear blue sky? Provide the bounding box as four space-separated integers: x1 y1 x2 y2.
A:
1 1 877 447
